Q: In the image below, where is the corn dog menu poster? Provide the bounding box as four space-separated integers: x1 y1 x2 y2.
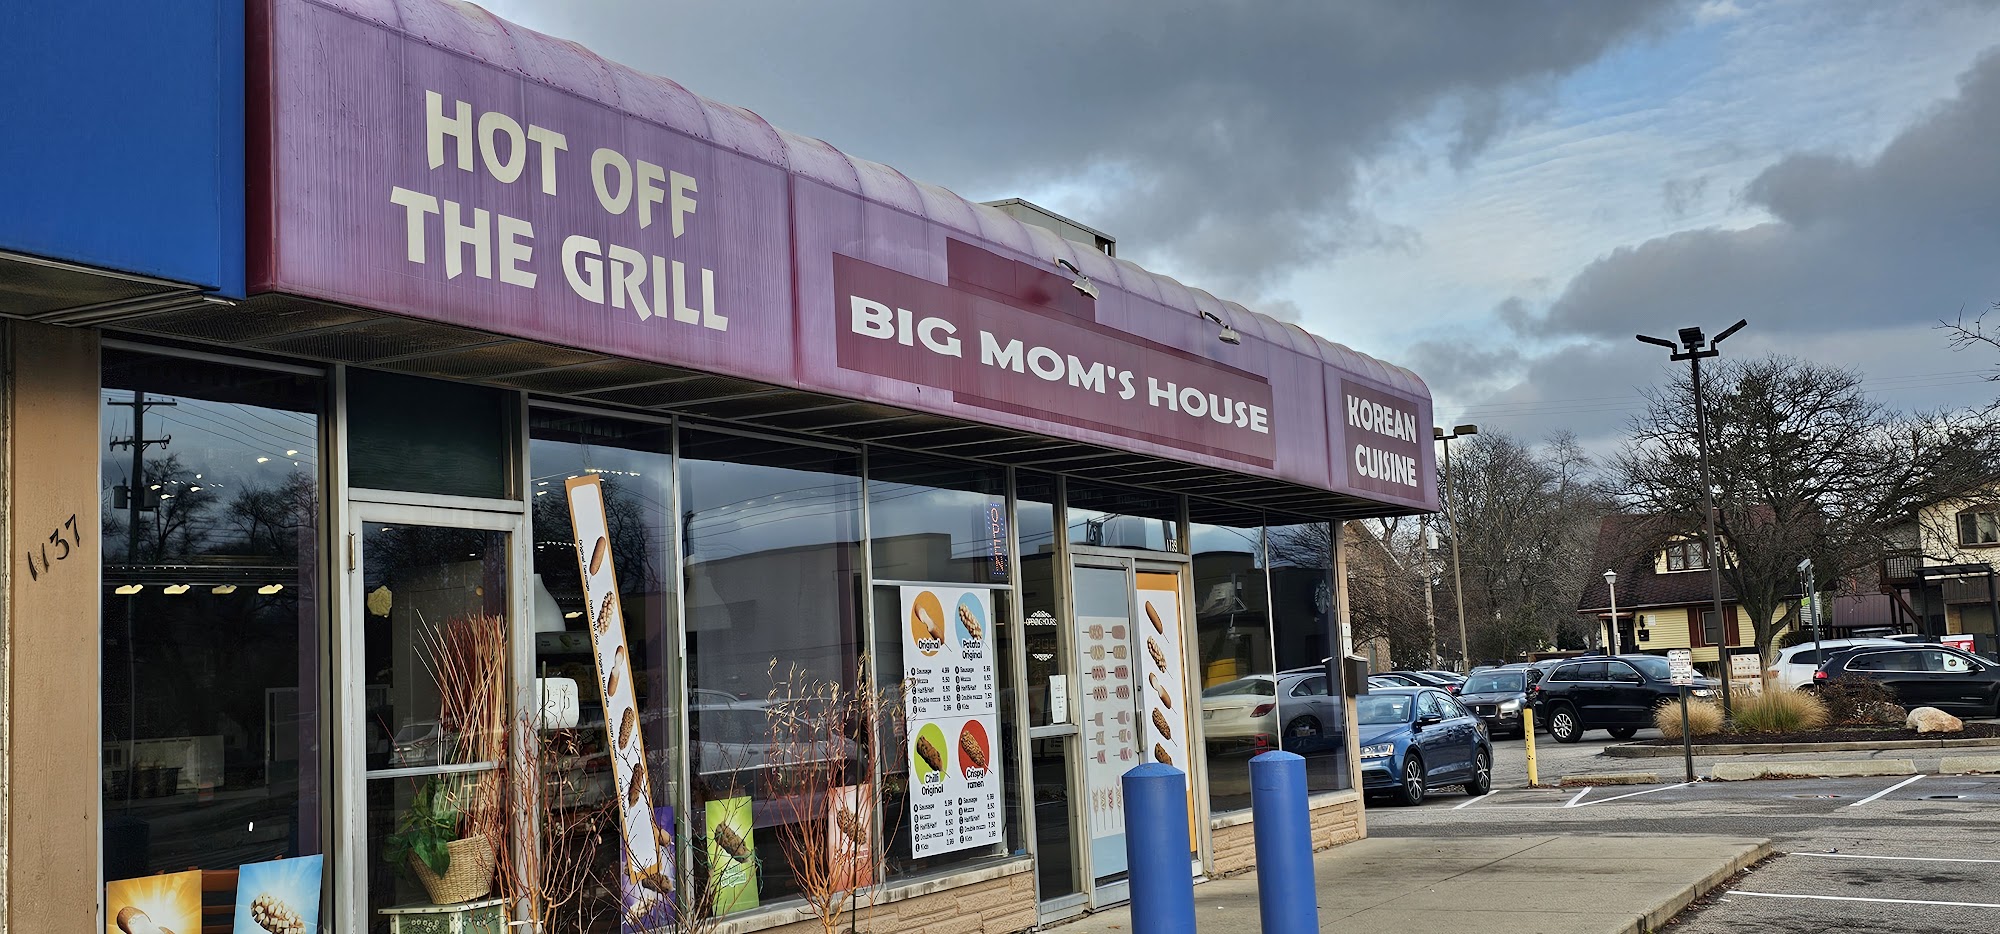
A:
1136 571 1196 851
900 586 1003 857
566 475 675 922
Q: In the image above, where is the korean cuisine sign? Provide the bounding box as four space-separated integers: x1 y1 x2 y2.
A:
1341 379 1425 496
899 586 1003 857
566 476 675 922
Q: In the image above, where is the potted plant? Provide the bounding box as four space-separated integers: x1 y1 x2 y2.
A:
384 775 496 905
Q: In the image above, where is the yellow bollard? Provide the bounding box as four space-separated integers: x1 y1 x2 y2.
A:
1523 707 1539 787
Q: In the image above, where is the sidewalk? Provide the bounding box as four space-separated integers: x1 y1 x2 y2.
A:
1047 834 1770 934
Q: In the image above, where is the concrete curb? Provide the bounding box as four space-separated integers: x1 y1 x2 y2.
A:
1624 840 1774 934
1940 754 2000 774
1709 759 1915 780
1559 771 1660 786
1608 736 2000 757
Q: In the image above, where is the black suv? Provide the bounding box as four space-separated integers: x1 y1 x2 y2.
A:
1532 655 1719 743
1818 644 2000 718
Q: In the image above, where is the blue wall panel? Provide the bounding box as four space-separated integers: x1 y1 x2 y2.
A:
0 1 244 296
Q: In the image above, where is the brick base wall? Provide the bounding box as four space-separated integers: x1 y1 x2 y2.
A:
1210 792 1365 876
743 866 1036 934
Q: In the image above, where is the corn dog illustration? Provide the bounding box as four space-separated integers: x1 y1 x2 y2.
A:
627 774 646 806
957 603 983 641
836 805 869 845
1146 601 1163 634
914 603 943 642
1152 708 1172 740
605 650 622 696
915 734 946 775
589 535 608 575
596 590 617 633
1146 637 1167 673
619 707 638 749
1154 743 1172 765
1148 672 1174 709
960 730 989 769
714 822 751 863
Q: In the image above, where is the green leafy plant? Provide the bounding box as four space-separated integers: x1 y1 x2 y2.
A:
384 776 462 878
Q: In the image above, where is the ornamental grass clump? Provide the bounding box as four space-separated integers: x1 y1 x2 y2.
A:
1731 688 1830 733
1653 698 1725 739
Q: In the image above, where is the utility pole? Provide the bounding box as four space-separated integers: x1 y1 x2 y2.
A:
1435 425 1477 671
107 391 174 561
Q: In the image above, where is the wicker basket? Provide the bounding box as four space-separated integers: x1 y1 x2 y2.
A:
410 834 495 905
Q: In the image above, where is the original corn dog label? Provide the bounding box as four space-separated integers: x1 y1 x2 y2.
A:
899 584 1002 857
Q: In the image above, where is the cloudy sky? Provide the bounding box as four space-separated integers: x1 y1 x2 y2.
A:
482 0 2000 455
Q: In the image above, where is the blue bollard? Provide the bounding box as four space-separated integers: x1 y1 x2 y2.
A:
1250 751 1319 934
1123 763 1196 934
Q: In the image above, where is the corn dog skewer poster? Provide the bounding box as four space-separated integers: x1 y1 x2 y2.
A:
900 586 1002 857
1135 572 1196 851
566 475 676 922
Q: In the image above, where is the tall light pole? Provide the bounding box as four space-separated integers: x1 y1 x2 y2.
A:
1638 319 1746 717
1435 424 1477 671
1603 569 1620 655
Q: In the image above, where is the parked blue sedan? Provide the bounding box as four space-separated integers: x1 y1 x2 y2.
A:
1358 687 1492 806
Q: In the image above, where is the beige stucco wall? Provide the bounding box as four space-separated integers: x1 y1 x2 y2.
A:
4 320 102 933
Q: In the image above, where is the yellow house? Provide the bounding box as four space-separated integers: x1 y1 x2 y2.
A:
1576 516 1793 675
1902 495 2000 642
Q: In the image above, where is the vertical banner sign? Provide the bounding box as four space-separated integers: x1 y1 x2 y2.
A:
900 586 1003 857
566 476 675 921
705 796 760 913
1136 572 1195 849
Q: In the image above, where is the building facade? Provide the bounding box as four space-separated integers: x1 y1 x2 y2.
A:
2 2 1437 932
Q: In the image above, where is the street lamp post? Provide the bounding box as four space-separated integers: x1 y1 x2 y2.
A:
1638 319 1746 717
1604 569 1620 655
1435 424 1477 671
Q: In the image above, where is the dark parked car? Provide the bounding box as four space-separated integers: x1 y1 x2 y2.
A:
1816 644 2000 717
1457 668 1532 738
1533 655 1719 743
1389 670 1464 694
1358 687 1491 806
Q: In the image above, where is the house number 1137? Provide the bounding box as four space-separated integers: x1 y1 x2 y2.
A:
24 514 82 582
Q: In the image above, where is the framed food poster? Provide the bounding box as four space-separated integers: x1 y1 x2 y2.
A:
704 795 759 913
232 855 323 934
827 783 876 890
1135 571 1195 848
899 585 1003 857
106 870 201 934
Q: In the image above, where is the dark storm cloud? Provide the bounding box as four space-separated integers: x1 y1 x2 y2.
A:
1519 48 2000 341
492 0 1675 296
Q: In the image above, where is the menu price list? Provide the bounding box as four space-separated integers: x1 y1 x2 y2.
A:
901 586 1003 858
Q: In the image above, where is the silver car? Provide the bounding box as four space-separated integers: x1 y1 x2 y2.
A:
1201 669 1345 754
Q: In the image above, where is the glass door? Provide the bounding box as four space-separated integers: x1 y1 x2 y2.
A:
1068 552 1203 907
342 503 525 933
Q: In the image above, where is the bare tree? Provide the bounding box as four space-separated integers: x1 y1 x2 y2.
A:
1618 354 2000 667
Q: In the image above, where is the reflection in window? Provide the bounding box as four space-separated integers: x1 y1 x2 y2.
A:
868 451 1008 585
99 350 323 885
529 411 676 930
1067 481 1178 552
1190 516 1272 814
1267 519 1347 794
679 428 863 910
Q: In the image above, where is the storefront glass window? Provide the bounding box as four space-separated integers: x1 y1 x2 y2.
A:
867 450 1009 585
347 369 513 499
99 350 324 885
1016 472 1082 899
1267 519 1349 794
1188 515 1273 814
1066 481 1179 552
679 427 864 911
529 410 676 930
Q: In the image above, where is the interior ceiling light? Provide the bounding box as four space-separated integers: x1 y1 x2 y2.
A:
115 584 144 595
1054 257 1100 299
162 584 191 595
258 584 285 595
257 456 270 463
211 584 238 595
564 611 582 619
285 449 299 456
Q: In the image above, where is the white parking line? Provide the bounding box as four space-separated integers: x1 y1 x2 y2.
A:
1562 788 1591 808
1729 891 2000 909
1846 774 1925 808
1788 852 2000 866
1571 781 1695 807
1453 793 1495 810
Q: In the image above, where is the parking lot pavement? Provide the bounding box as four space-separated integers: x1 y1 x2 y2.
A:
1678 850 2000 934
